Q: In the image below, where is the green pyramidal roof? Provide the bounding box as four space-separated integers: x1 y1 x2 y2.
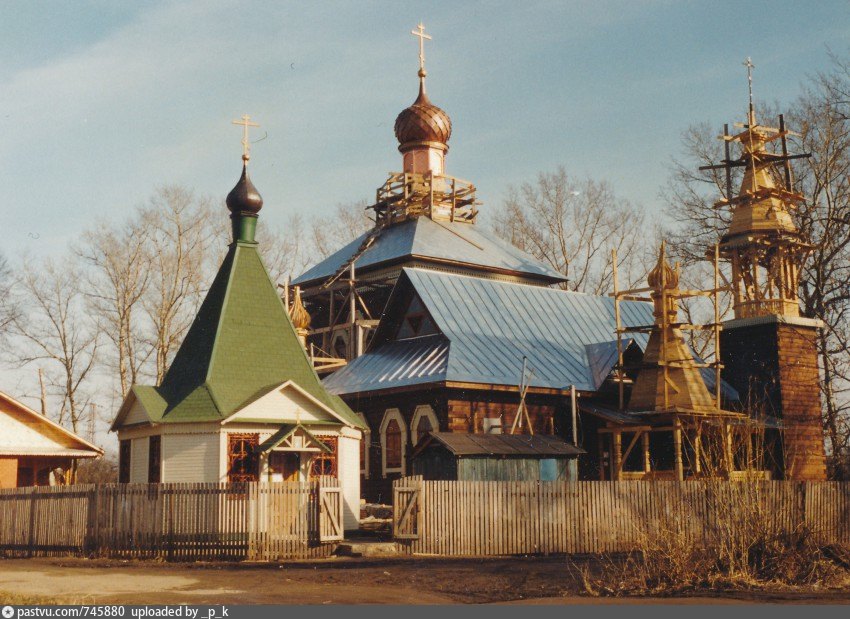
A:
131 240 361 427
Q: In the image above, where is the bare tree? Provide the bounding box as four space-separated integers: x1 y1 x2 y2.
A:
77 219 152 397
0 252 17 344
75 455 118 484
662 57 850 477
9 256 98 434
256 214 312 285
493 166 653 294
310 200 373 261
139 186 218 383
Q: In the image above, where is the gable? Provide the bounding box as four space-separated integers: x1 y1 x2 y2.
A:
123 398 151 426
0 393 102 456
225 383 345 425
395 294 440 340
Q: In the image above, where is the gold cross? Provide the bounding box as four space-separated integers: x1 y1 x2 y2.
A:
232 114 260 162
411 22 432 73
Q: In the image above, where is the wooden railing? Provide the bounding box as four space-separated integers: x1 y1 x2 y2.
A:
0 480 343 561
393 478 850 556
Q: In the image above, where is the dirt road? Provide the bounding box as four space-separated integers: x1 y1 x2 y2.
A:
1 557 849 605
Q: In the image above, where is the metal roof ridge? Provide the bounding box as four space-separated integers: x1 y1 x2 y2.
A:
401 266 604 296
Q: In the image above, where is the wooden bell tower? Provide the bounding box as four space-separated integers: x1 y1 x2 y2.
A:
705 59 827 480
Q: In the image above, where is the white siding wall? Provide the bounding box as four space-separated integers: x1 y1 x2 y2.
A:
129 436 149 483
123 400 149 426
228 387 337 424
337 432 361 531
162 433 219 483
0 407 74 453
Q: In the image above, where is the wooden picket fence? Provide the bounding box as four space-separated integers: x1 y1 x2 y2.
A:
0 479 343 561
393 477 850 556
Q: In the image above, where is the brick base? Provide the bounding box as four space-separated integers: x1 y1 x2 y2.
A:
721 318 827 481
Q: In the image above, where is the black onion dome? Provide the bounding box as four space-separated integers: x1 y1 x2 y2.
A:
226 163 263 215
394 81 452 146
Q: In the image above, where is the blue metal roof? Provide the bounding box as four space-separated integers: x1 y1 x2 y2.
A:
323 269 651 395
324 268 741 402
293 217 567 285
323 334 449 394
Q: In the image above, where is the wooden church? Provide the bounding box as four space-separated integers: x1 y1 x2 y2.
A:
291 27 829 500
111 127 365 529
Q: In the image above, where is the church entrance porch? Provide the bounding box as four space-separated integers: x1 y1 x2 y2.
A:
268 451 301 482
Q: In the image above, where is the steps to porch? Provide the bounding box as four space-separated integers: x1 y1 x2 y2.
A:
336 540 400 558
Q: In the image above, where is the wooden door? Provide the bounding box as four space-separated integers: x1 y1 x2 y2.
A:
269 452 301 482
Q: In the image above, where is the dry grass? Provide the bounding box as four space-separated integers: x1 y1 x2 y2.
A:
0 590 83 605
573 477 850 598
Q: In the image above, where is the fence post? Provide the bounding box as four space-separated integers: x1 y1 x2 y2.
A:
85 485 99 556
26 487 36 559
166 487 174 562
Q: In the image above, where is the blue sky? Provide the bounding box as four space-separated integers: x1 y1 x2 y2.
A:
1 0 848 262
0 0 847 437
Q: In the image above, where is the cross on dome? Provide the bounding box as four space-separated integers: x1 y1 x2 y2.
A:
232 114 260 162
411 22 432 77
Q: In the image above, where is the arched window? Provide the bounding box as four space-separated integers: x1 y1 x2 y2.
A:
411 405 439 445
385 421 402 468
380 409 407 477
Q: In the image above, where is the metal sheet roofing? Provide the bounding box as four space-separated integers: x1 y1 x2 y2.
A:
324 268 741 402
323 335 449 394
416 432 585 457
323 268 652 394
293 217 567 286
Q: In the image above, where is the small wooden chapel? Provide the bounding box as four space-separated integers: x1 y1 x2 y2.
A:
111 124 365 530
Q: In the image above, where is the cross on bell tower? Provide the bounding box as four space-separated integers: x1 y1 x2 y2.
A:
704 61 827 481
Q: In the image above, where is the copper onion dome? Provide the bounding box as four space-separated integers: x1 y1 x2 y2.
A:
394 74 452 147
226 163 264 215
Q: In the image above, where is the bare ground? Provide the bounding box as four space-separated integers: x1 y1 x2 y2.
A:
0 556 849 605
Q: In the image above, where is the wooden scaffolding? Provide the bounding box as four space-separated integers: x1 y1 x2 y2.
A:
602 243 772 481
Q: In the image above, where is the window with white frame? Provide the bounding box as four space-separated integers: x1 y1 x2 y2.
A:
411 405 439 446
380 408 407 477
356 413 370 479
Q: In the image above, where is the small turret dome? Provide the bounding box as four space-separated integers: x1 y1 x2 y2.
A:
289 287 311 331
648 246 679 290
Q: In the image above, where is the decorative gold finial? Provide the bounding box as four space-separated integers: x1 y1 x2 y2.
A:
647 241 679 291
411 22 432 82
232 114 260 163
743 57 755 125
289 286 311 331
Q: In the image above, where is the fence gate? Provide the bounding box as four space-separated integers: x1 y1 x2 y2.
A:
318 483 343 542
393 476 422 540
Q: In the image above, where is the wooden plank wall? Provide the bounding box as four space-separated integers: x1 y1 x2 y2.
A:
393 479 850 556
0 480 340 561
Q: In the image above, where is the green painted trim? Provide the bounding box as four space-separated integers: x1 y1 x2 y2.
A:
229 418 341 426
232 215 258 243
256 423 334 454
